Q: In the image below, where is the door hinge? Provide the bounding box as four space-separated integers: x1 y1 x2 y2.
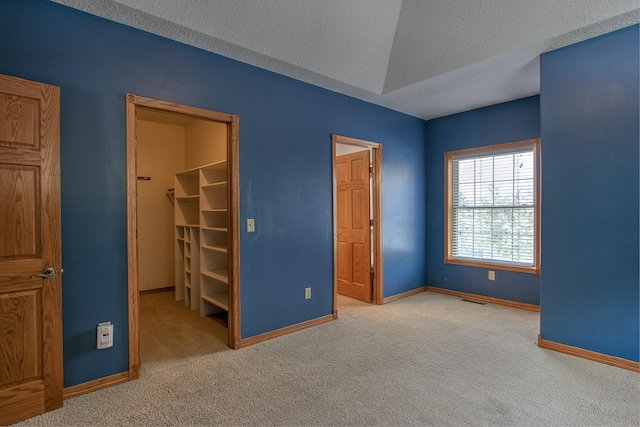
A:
369 166 373 174
136 229 138 239
370 219 374 227
370 270 375 279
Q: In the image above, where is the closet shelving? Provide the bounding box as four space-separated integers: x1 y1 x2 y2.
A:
174 159 230 320
174 166 201 309
199 161 230 316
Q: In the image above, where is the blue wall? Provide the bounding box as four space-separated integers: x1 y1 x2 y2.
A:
0 0 427 387
2 0 636 391
425 97 541 305
540 25 639 362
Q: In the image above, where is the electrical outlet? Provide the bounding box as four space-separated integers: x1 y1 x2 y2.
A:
304 287 311 300
488 270 495 281
97 322 113 349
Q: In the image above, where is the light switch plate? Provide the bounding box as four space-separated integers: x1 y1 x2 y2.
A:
247 219 255 232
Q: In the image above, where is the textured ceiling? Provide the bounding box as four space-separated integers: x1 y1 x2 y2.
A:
53 0 639 119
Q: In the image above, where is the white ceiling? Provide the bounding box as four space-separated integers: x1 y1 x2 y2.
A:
53 0 639 119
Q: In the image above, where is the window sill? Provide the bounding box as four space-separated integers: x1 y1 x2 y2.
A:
444 258 540 275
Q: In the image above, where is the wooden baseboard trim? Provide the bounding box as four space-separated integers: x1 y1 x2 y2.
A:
238 314 335 348
538 334 639 372
425 286 540 312
383 286 428 304
63 372 130 400
139 286 175 295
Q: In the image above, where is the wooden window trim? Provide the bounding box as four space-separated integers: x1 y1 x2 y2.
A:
444 138 541 275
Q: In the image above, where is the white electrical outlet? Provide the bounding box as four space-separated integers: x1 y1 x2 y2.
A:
304 287 311 300
488 271 495 281
97 322 113 349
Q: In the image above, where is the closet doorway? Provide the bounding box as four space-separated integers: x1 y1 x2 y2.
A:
125 94 240 379
332 135 383 314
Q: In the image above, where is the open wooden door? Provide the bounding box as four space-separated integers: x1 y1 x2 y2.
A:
336 150 372 302
0 74 63 425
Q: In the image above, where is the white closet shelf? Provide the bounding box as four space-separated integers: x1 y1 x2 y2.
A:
202 227 228 232
175 169 199 177
202 181 227 189
176 195 199 201
202 244 228 253
200 160 228 171
177 159 226 176
202 293 228 311
201 270 229 284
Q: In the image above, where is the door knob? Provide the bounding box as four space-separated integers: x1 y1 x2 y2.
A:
31 267 57 279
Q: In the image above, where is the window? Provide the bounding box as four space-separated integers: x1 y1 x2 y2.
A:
444 139 540 274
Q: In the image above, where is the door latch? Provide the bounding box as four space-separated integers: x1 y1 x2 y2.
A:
31 267 58 279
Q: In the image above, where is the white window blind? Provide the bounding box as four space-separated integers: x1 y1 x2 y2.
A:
451 148 535 266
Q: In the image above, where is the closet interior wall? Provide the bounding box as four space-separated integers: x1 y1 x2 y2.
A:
136 120 185 293
136 113 227 302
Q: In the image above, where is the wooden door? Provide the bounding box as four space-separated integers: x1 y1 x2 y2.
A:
0 74 63 425
336 150 371 302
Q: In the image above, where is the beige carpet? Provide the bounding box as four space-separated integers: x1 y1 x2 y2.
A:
17 291 639 426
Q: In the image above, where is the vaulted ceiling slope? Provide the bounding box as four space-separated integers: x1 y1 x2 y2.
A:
53 0 639 119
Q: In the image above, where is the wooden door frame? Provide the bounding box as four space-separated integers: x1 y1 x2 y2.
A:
332 134 383 314
125 94 241 379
